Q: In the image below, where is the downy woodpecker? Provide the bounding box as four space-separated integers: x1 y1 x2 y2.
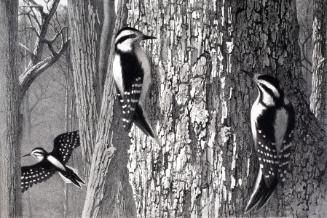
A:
113 27 158 139
243 70 295 213
21 131 84 192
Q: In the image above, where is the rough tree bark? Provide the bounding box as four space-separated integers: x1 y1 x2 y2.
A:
310 0 327 128
81 1 128 216
126 0 327 217
68 0 101 166
0 0 20 217
68 0 133 217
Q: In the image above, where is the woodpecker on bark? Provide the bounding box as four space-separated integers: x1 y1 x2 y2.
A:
243 70 295 213
113 27 160 142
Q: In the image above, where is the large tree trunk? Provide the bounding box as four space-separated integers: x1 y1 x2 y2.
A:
68 0 101 166
126 0 327 217
310 0 327 128
68 0 132 216
0 0 20 217
81 1 128 216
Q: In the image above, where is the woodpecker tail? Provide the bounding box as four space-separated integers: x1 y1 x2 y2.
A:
134 104 161 145
244 168 278 213
58 166 85 188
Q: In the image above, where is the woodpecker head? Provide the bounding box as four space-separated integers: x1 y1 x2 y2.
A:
242 70 284 106
115 27 156 52
23 147 47 162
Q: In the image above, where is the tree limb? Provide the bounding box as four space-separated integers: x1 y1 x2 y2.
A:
19 39 70 98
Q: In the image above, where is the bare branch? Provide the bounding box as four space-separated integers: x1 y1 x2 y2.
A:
41 27 69 56
19 39 70 98
18 43 34 57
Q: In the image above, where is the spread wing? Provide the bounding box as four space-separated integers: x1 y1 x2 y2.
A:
51 131 80 164
117 76 143 130
21 161 56 192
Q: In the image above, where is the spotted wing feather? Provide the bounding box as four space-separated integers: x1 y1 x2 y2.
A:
255 107 279 188
21 161 56 192
117 77 143 130
51 131 80 164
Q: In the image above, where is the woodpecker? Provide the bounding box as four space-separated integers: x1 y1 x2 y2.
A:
21 131 84 192
243 70 295 213
113 26 158 140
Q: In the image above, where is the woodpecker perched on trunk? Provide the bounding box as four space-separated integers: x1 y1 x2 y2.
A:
21 131 84 192
113 27 159 141
242 70 295 213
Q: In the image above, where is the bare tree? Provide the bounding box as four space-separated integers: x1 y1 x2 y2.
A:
19 0 70 99
0 0 20 217
0 0 73 215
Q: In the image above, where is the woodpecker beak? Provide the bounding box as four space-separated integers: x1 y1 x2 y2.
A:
142 34 156 40
22 153 31 157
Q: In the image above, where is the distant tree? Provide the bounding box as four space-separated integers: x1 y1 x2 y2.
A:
0 0 72 216
19 0 70 98
0 0 20 217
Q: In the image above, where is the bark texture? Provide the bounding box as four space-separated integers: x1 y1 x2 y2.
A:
68 0 101 165
0 0 20 217
81 1 128 216
126 0 327 217
310 0 327 127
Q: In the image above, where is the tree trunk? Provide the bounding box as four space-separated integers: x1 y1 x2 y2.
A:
310 0 327 128
68 0 132 216
0 0 20 217
126 0 327 217
63 53 77 218
81 0 128 216
68 0 101 166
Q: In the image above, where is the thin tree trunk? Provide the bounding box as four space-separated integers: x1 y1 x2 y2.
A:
310 0 327 128
126 0 327 217
0 0 20 217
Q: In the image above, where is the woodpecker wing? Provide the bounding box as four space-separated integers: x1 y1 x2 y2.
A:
244 167 277 213
51 131 80 164
117 76 143 130
21 161 56 192
255 107 279 188
246 107 279 212
113 48 148 131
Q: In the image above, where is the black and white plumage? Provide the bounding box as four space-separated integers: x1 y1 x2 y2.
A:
113 27 158 140
21 131 84 192
243 71 295 213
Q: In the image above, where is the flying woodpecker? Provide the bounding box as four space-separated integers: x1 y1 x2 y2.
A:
21 131 84 192
113 26 158 140
242 70 295 213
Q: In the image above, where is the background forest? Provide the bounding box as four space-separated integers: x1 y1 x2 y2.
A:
0 0 327 217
